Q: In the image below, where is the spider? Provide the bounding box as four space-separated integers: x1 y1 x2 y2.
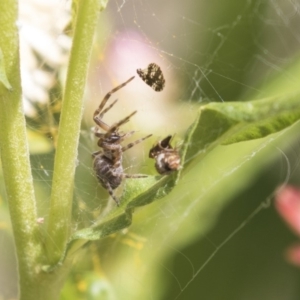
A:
137 63 165 92
149 135 181 175
92 76 152 206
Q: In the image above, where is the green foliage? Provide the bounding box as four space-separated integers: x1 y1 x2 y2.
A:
0 47 12 90
1 1 300 300
67 90 300 252
45 0 107 266
66 82 300 300
0 1 108 299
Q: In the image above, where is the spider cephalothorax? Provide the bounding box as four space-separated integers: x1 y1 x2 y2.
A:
149 135 181 175
93 76 151 205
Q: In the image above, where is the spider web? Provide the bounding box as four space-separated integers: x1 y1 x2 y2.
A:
1 0 300 299
80 1 300 299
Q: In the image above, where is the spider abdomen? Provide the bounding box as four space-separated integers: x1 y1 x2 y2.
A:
155 152 181 175
149 135 181 175
93 155 123 189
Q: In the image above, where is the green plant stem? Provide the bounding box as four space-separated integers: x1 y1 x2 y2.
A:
45 0 104 264
0 1 42 298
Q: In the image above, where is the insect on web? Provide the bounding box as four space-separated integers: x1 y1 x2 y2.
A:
136 63 166 92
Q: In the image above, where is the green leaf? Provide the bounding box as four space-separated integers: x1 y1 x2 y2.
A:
66 173 181 259
186 91 300 160
0 47 12 90
100 93 300 299
63 89 300 268
123 122 300 300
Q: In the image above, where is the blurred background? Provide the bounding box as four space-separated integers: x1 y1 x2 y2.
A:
1 0 300 299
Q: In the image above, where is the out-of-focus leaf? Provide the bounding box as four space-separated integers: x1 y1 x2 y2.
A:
120 121 300 300
27 129 53 154
244 56 300 99
0 48 12 90
61 272 115 300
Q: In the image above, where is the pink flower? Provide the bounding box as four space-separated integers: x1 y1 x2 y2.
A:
276 186 300 266
285 244 300 267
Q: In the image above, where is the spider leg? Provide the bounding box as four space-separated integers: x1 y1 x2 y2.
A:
123 174 148 179
93 99 119 130
118 130 135 142
94 120 110 132
159 135 173 149
105 111 137 137
94 127 134 140
93 76 135 119
103 180 120 206
99 99 118 118
96 130 135 156
122 134 152 152
92 150 102 158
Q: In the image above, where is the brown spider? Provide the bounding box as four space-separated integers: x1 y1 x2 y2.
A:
149 135 181 175
93 76 152 206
